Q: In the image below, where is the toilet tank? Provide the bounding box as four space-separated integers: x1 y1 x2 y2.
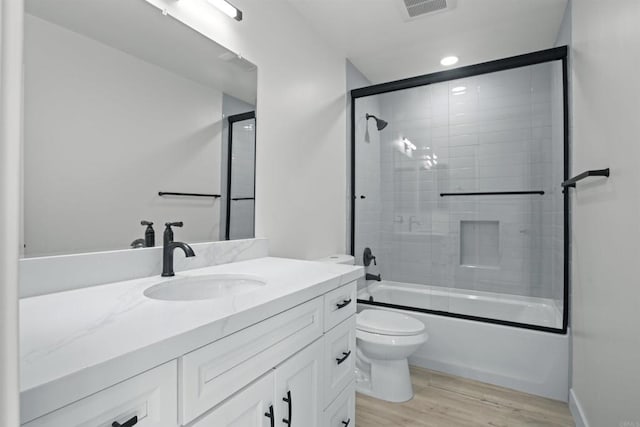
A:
315 254 355 265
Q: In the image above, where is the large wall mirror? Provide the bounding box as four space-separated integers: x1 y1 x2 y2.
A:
23 0 257 257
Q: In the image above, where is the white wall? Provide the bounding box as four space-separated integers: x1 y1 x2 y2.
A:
0 0 24 424
570 0 640 425
145 0 347 260
24 15 224 256
346 59 372 260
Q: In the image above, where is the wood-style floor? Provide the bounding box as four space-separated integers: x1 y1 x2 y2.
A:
356 366 574 427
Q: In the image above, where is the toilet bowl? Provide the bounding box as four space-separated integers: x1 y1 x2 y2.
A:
355 309 428 402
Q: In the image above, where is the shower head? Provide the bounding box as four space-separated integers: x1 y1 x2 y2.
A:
366 113 388 131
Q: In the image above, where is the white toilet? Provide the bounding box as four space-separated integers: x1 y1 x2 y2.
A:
355 309 428 402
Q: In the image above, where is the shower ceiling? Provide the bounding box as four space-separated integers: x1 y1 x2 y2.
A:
285 0 568 83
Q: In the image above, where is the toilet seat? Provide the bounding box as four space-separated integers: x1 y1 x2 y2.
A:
357 309 425 336
356 329 428 347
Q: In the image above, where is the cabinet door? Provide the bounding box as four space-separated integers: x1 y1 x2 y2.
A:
193 372 275 427
323 316 356 407
274 339 323 427
323 382 355 427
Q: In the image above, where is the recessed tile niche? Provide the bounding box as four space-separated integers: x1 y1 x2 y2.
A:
460 220 500 268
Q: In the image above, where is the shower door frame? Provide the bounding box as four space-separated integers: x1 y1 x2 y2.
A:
225 111 257 241
350 46 570 334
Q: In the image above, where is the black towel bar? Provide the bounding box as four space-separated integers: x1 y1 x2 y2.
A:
158 192 221 198
561 168 610 188
440 191 544 197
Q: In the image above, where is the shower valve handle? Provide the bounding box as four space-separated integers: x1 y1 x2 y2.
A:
363 247 376 267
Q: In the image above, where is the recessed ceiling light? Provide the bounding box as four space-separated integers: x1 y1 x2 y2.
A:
452 86 466 93
440 56 459 66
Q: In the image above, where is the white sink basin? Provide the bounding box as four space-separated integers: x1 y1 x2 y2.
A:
144 274 266 301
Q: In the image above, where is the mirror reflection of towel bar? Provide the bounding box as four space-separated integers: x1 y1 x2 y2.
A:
158 192 221 198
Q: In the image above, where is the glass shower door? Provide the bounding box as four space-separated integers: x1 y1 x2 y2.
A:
352 53 567 332
226 112 256 240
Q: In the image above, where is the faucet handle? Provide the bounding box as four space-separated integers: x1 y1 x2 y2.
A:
165 221 183 228
141 220 153 226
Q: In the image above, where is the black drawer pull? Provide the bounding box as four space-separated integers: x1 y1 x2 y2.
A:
264 405 275 427
336 299 352 309
282 390 292 425
336 351 351 365
342 419 351 427
112 416 138 427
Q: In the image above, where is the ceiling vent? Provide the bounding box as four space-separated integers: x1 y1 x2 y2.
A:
399 0 457 21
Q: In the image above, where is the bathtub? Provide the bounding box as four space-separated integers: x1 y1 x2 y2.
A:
357 281 569 401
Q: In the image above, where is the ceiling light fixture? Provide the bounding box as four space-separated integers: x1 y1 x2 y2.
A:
206 0 243 21
440 56 459 66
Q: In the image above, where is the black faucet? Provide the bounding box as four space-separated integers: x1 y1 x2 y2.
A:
162 222 195 277
365 273 381 281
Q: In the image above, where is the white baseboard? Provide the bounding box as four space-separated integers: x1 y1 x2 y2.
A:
569 388 589 427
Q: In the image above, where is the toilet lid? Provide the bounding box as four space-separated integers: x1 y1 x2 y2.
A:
357 309 425 336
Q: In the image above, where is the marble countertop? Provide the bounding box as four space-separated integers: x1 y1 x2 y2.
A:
20 256 363 422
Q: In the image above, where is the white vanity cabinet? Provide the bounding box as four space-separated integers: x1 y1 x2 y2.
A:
188 282 356 426
22 281 357 427
180 298 324 423
195 338 323 427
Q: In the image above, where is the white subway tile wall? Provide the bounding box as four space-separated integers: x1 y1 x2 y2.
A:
354 62 565 312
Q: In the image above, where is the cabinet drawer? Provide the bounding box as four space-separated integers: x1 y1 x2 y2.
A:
181 297 323 424
23 361 178 427
323 315 356 408
323 382 355 427
323 282 356 332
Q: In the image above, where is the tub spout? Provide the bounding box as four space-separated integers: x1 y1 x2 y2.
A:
366 273 381 281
